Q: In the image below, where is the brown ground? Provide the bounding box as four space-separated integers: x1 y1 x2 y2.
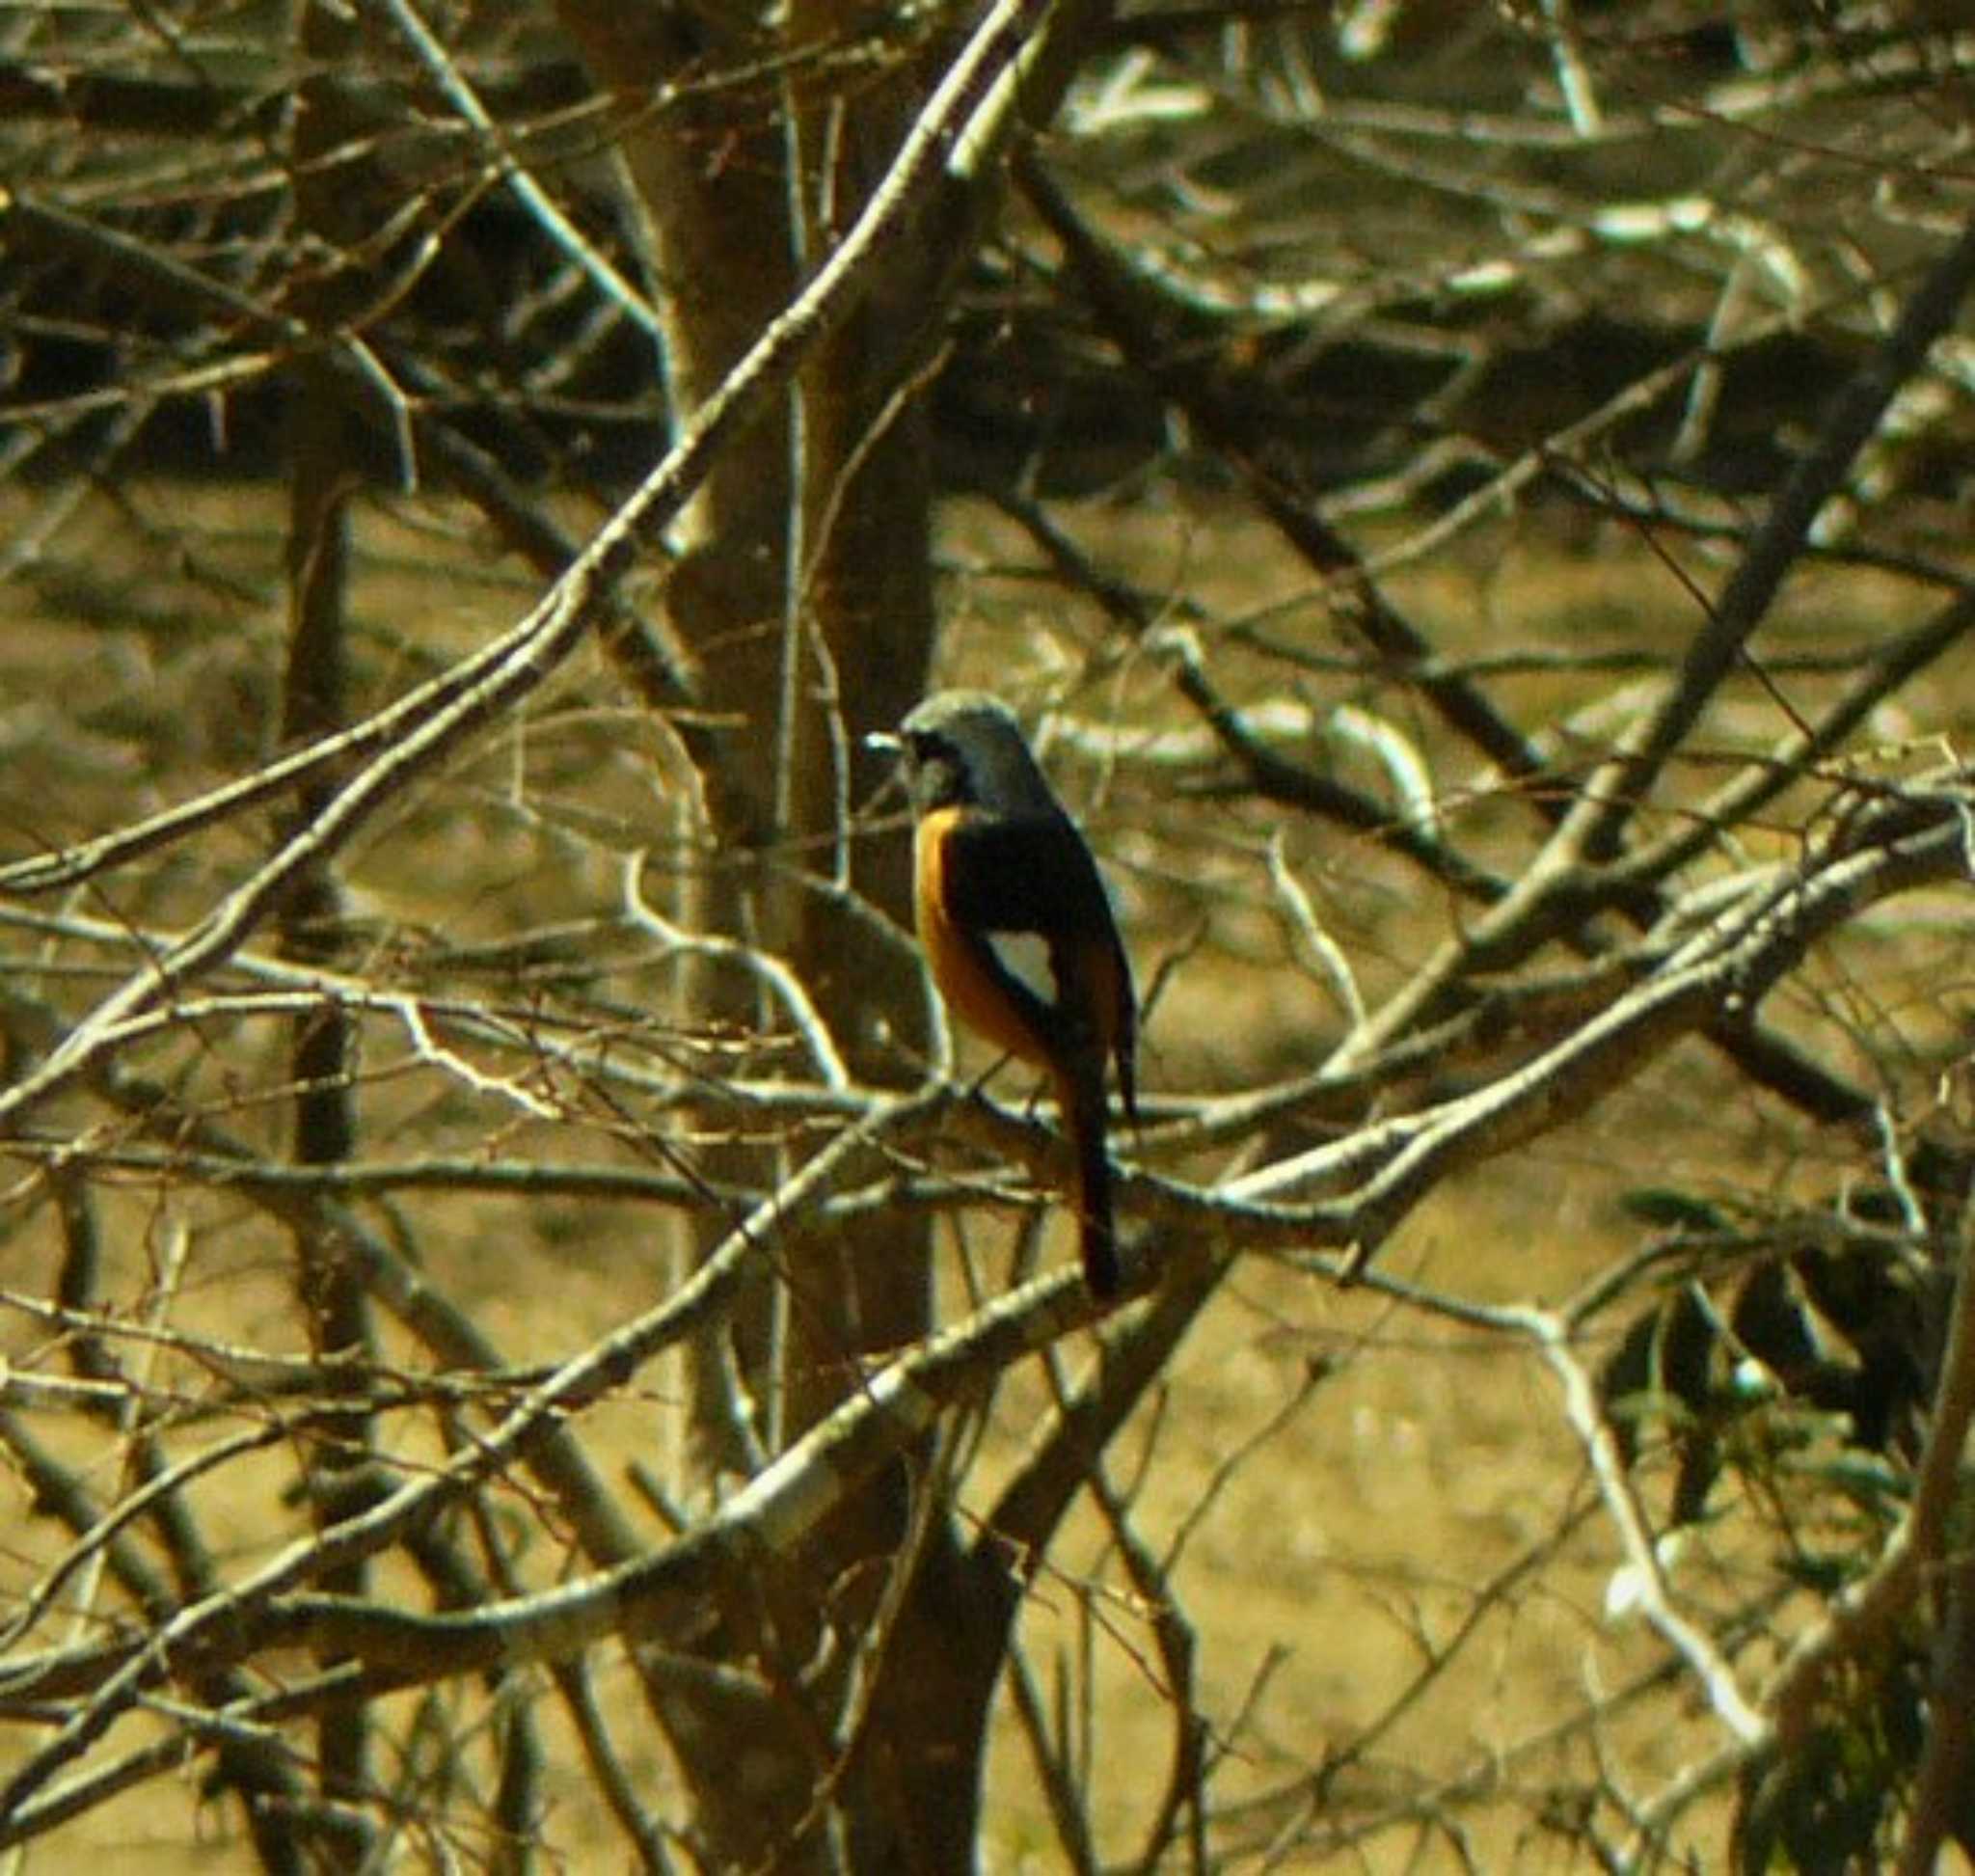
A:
3 478 1972 1869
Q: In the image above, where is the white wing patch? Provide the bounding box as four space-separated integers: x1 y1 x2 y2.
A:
985 929 1059 1011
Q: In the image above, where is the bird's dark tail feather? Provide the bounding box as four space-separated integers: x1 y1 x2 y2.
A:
1064 1066 1118 1297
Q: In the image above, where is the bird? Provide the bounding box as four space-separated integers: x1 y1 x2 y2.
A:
873 690 1139 1295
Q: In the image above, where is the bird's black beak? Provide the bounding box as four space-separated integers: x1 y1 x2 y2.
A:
865 729 904 758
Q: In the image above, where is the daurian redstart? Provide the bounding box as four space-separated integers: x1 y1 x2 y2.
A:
875 691 1138 1295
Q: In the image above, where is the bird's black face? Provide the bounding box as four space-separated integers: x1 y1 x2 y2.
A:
878 693 1042 818
898 726 972 812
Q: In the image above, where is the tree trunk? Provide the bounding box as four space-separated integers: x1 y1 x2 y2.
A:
552 7 944 1863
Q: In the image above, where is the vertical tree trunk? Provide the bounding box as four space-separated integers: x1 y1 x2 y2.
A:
280 6 375 1858
550 10 946 1864
550 5 1109 1861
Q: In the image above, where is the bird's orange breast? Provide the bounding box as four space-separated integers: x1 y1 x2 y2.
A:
914 805 1052 1070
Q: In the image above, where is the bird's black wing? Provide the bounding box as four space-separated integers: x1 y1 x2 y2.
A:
940 811 1136 1103
938 812 1116 938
